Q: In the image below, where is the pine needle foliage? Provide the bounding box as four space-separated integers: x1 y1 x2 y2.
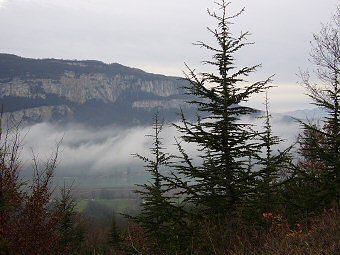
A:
172 0 271 220
132 114 189 252
56 184 84 254
254 91 292 215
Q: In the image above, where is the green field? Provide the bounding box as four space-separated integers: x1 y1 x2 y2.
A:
76 198 140 215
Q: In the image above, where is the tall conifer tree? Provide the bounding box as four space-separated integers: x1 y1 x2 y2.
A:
132 114 189 253
254 91 292 215
172 0 271 220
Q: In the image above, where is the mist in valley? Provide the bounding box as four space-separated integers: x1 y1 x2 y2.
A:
17 112 305 189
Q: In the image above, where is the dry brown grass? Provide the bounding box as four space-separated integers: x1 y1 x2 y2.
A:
225 209 340 255
120 209 340 255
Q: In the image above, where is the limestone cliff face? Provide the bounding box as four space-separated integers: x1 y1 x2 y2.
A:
0 72 181 104
132 99 190 109
0 54 192 126
5 105 74 124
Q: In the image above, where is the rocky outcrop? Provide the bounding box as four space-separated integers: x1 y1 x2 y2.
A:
0 54 193 126
132 99 190 109
0 72 181 104
4 105 74 124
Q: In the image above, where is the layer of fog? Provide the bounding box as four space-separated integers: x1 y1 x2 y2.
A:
17 113 307 181
20 123 176 176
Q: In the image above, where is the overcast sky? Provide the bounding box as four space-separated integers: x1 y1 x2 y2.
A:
0 0 338 112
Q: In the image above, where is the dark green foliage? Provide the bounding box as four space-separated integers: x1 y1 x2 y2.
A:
172 0 271 221
82 200 113 221
108 214 121 247
132 114 190 253
252 92 293 215
56 185 84 254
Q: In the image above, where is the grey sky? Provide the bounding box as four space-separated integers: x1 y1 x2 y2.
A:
0 0 338 112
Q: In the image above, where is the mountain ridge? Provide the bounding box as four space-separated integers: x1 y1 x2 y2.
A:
0 53 194 126
0 53 172 81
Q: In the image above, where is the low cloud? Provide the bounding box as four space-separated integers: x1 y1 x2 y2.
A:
19 122 190 177
21 123 154 175
14 112 305 189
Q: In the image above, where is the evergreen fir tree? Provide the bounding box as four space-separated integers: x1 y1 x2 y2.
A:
254 91 292 215
132 114 189 253
56 184 84 254
107 213 122 252
172 0 271 222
